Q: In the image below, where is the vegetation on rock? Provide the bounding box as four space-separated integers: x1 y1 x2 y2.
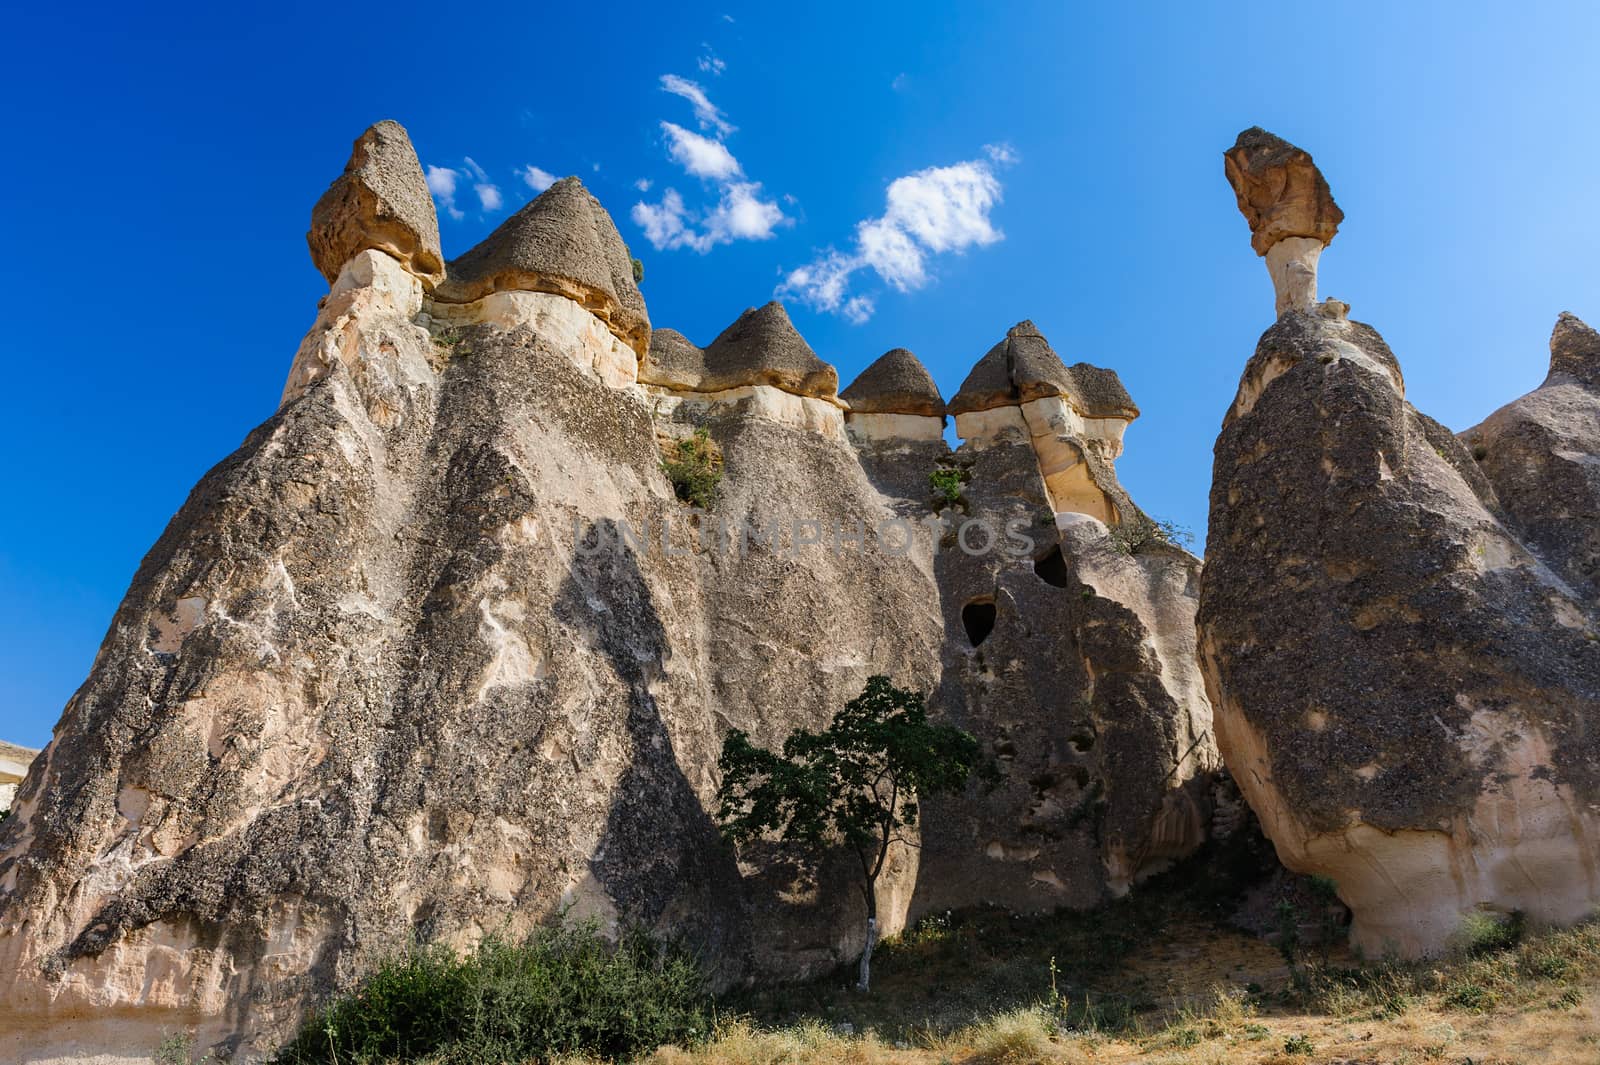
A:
1108 513 1193 554
660 427 724 510
716 676 986 991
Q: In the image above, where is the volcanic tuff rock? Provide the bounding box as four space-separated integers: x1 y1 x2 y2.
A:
1200 136 1600 956
0 742 39 812
639 301 839 398
841 348 946 417
839 348 946 445
307 120 445 288
1462 312 1600 600
1223 127 1344 316
0 121 1215 1062
949 322 1139 526
433 175 651 357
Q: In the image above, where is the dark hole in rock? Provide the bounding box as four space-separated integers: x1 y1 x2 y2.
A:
963 600 997 646
1069 730 1096 753
1034 545 1070 587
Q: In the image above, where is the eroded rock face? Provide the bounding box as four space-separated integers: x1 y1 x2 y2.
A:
849 321 1216 912
307 120 445 288
0 123 1220 1062
1198 308 1600 957
1463 313 1600 600
1223 128 1344 315
0 743 38 812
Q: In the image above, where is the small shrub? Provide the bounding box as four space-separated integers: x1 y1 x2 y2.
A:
929 468 964 506
1443 979 1495 1012
661 428 724 510
632 257 645 284
1108 514 1193 555
1283 1032 1315 1055
1453 909 1525 957
273 919 708 1064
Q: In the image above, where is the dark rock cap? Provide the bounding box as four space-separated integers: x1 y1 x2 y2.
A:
308 120 445 287
949 321 1138 419
1550 312 1600 387
1223 127 1344 256
840 348 945 416
641 301 838 398
435 176 650 356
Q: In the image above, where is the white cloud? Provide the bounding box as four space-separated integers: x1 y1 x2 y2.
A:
661 121 741 180
632 189 694 250
633 181 787 253
660 74 734 136
518 165 558 192
777 150 1012 322
891 72 910 92
843 296 875 325
475 183 503 211
697 47 726 75
634 64 788 255
425 165 465 221
463 157 489 183
706 182 785 241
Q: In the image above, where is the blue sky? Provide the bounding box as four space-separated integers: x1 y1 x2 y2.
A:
2 1 1597 748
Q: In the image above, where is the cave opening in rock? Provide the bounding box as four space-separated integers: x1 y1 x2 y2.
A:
1034 545 1070 588
962 600 997 646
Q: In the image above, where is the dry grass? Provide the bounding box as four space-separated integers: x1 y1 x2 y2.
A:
626 920 1600 1065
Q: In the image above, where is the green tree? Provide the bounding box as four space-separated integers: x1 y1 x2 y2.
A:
716 676 985 991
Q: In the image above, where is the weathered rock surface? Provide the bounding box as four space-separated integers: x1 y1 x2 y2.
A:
1199 306 1600 957
307 120 444 288
1223 127 1344 315
434 176 651 357
840 348 946 444
0 742 39 812
639 301 838 399
0 124 1219 1062
841 348 945 417
950 322 1138 525
903 323 1215 909
1462 312 1600 600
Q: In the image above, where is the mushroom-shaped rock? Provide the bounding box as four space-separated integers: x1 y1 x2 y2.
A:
308 120 445 289
434 177 650 356
950 321 1138 421
1224 127 1344 315
949 321 1139 523
841 348 945 416
640 301 838 398
947 335 1016 416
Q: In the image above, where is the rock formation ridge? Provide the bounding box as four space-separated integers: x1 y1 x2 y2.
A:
0 120 1216 1061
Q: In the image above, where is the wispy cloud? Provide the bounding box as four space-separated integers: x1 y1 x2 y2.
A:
518 165 558 193
891 72 910 92
634 177 653 192
428 156 509 219
777 146 1017 322
425 165 465 221
660 74 734 136
632 68 787 254
697 46 726 75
